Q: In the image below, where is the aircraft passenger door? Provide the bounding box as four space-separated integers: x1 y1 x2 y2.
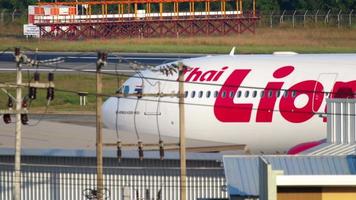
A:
144 81 162 116
312 73 338 112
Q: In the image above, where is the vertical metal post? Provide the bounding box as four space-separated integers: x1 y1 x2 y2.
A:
315 10 319 24
337 10 342 28
0 10 5 24
292 10 297 28
11 9 16 22
349 10 353 28
280 10 286 24
303 10 308 27
239 0 242 14
96 51 106 200
253 0 256 17
13 47 22 200
178 62 186 200
325 9 331 25
270 11 274 28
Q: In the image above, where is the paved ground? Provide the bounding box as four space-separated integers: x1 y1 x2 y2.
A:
0 119 228 150
0 52 202 72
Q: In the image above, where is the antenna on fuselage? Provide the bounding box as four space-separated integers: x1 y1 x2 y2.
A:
229 47 236 56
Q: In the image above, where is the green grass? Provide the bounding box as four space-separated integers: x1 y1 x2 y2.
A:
1 27 356 54
0 73 122 113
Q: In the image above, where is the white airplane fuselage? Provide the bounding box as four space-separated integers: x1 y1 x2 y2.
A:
102 54 356 153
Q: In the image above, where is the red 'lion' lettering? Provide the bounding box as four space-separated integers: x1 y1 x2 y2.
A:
331 81 356 98
214 69 252 122
279 80 324 123
256 66 294 122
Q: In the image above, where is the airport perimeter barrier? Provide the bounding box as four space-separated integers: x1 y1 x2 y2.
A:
0 162 228 200
1 9 356 29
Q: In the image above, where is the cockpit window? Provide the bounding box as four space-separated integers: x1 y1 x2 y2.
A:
123 85 130 95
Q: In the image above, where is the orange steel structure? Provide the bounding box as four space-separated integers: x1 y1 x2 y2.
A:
34 0 259 39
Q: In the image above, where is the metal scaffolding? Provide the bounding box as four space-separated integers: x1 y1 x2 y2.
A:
32 0 259 39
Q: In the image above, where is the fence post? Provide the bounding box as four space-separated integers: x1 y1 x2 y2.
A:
0 9 5 24
292 10 297 28
11 9 16 22
315 10 319 24
337 10 342 28
303 10 308 27
270 11 274 28
350 10 354 28
280 10 286 24
325 9 331 25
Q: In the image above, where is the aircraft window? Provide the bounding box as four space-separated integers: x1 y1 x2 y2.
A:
184 91 188 98
276 91 281 98
198 91 203 98
206 91 211 98
221 91 227 98
245 91 250 98
229 91 235 98
237 91 242 98
283 91 288 98
260 91 265 98
123 85 130 95
214 91 219 98
252 91 257 98
191 91 196 98
268 90 273 98
292 91 297 98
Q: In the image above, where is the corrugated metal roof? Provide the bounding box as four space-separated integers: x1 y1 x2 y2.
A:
303 143 356 156
0 148 223 161
223 155 356 197
302 99 356 155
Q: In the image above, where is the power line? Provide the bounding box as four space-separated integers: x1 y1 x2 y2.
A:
2 51 356 118
1 77 355 118
20 55 346 97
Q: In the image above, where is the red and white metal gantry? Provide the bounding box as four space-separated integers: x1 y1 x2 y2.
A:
31 0 259 39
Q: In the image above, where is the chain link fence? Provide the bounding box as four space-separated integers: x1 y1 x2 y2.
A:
1 9 355 28
0 9 355 37
258 9 355 28
0 9 26 24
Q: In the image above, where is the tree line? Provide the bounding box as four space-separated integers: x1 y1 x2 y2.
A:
1 0 356 11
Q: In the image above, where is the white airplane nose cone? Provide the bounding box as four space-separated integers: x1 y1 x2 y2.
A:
102 97 118 129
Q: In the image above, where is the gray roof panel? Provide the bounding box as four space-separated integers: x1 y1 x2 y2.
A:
223 155 356 197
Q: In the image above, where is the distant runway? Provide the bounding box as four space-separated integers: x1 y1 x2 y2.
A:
0 52 202 73
0 114 231 150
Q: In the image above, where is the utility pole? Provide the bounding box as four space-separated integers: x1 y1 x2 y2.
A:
178 62 186 200
14 47 22 200
0 48 56 200
96 51 107 200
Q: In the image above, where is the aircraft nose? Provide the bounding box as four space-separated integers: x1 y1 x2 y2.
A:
102 97 118 129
